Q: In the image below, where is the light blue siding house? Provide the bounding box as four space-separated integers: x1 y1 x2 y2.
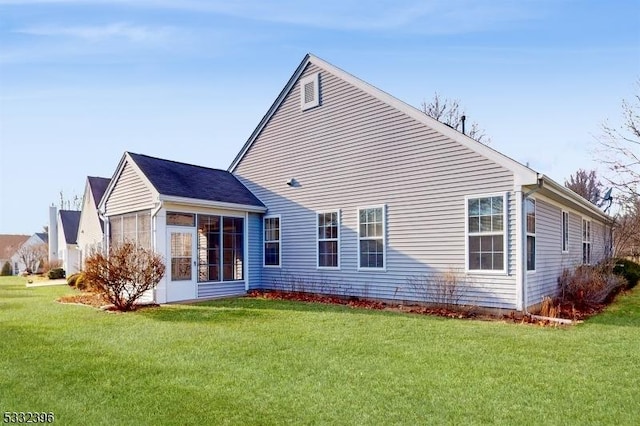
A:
101 54 611 311
229 54 612 311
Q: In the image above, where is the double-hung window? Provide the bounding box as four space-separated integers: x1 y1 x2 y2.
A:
467 195 506 271
317 211 339 268
264 216 281 267
562 211 569 253
526 199 536 271
358 206 385 269
582 219 591 264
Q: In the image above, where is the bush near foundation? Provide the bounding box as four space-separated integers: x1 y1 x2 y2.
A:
84 242 165 311
48 268 65 280
1 261 12 276
612 258 640 289
558 263 626 307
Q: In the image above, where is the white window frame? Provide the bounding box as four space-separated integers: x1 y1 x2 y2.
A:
561 210 570 253
357 205 386 271
316 210 340 270
263 215 281 268
300 72 320 111
582 218 591 265
465 193 508 274
526 198 536 273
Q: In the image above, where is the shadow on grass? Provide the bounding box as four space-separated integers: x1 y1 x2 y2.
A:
139 296 417 324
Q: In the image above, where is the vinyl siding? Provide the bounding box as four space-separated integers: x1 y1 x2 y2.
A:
526 196 610 305
105 161 155 216
197 282 245 298
235 63 518 309
77 184 105 264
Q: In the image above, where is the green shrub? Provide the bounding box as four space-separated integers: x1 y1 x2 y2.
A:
613 258 640 289
48 268 65 280
67 272 81 287
558 263 627 307
1 261 12 276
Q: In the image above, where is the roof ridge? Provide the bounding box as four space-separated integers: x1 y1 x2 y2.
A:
128 152 229 173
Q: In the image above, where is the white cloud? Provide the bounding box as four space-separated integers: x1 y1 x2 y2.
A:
0 0 549 33
16 22 173 43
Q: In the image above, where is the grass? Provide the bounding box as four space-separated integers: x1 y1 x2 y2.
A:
1 275 639 425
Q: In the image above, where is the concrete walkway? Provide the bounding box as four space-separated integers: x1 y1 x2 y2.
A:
26 279 67 287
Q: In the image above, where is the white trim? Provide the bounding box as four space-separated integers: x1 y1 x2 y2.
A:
316 209 340 270
159 195 266 213
561 210 570 253
300 72 320 111
515 191 524 311
357 205 387 272
98 152 160 214
464 192 508 275
525 198 536 274
582 217 592 265
244 211 249 291
263 215 281 268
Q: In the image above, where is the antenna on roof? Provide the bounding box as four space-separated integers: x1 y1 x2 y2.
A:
599 188 613 213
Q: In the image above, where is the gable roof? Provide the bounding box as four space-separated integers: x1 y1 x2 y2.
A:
34 232 48 244
0 234 30 260
228 53 610 222
87 176 111 208
59 210 81 245
120 152 265 209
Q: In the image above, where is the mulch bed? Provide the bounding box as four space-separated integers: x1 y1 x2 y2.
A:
248 289 605 326
57 292 159 312
56 288 605 325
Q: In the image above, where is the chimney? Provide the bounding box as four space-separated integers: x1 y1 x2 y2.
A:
49 205 58 262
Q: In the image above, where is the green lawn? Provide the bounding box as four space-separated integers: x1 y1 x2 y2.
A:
1 276 639 425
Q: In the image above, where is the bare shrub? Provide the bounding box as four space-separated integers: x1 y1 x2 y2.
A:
84 242 166 311
408 268 465 307
558 263 626 307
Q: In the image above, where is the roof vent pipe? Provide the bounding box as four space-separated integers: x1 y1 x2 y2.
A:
461 115 466 135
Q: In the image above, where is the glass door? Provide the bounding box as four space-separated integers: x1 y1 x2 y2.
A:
166 227 197 301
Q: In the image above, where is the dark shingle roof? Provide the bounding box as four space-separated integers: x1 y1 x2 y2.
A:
87 176 111 208
128 152 265 208
59 210 81 245
35 232 48 244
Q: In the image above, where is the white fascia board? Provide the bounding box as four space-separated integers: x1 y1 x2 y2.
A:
97 151 161 213
537 175 611 223
159 195 267 213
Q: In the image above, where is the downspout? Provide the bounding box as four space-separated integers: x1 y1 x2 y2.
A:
521 176 543 315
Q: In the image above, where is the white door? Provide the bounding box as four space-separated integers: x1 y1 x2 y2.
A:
166 227 197 302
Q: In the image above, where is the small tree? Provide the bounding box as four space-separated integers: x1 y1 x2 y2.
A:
598 79 640 201
564 169 603 205
420 92 490 144
1 261 12 276
84 242 166 311
15 242 48 274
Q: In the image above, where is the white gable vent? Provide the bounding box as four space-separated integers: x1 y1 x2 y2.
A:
300 72 320 111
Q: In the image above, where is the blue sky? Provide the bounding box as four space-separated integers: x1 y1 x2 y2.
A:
0 0 638 234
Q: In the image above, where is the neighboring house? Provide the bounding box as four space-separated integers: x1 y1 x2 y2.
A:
99 152 266 303
100 54 611 311
0 234 30 275
229 53 612 311
11 233 48 274
57 210 81 275
77 176 111 267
